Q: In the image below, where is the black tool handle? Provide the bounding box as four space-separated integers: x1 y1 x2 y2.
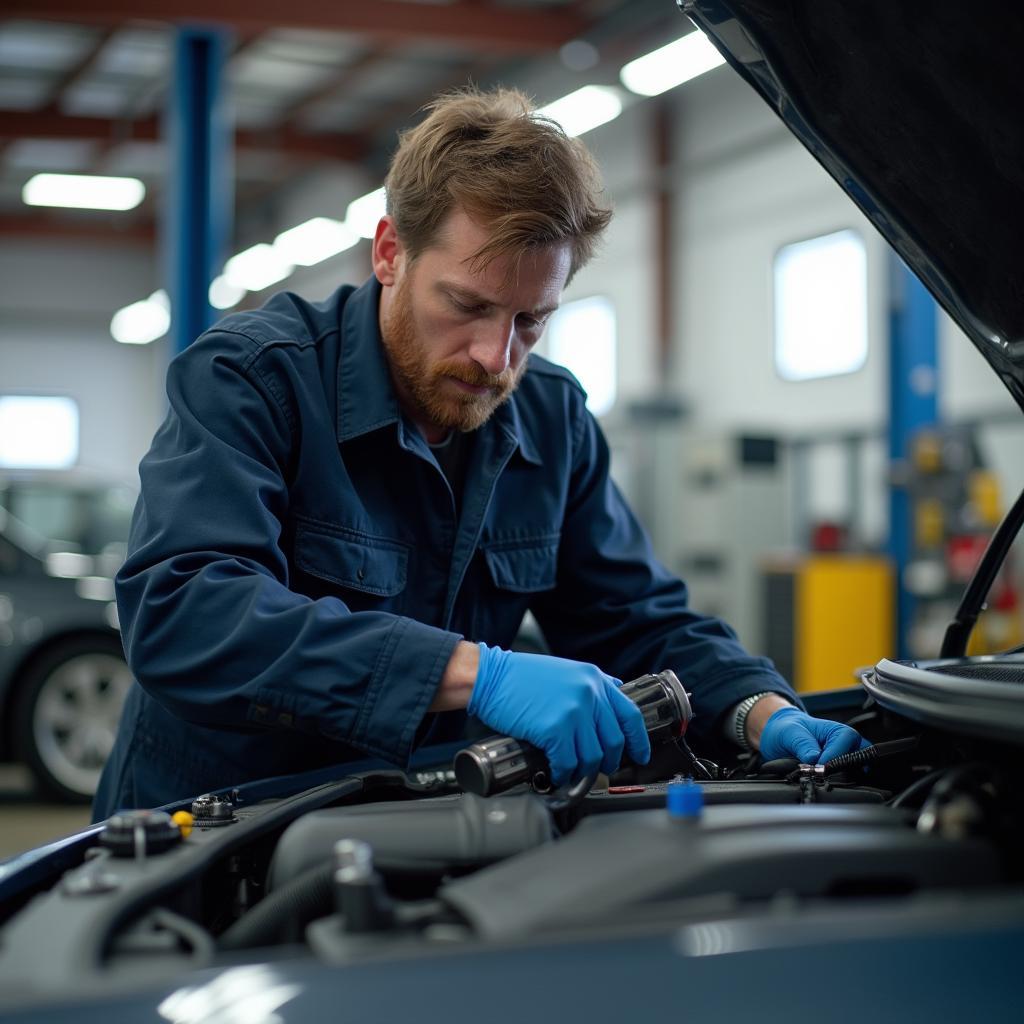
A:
453 734 550 798
454 670 692 797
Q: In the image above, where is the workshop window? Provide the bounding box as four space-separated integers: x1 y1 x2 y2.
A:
542 295 617 416
0 395 79 469
774 229 868 381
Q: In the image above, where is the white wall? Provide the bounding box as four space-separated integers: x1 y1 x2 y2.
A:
561 99 657 407
674 69 890 434
0 241 164 484
0 240 157 322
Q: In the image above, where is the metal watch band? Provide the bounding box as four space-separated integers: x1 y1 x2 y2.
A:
733 691 776 751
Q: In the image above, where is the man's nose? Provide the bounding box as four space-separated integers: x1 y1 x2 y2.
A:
468 319 514 377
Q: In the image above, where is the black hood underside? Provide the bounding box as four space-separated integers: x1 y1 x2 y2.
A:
682 0 1024 410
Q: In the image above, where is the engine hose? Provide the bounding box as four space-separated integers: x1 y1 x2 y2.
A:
675 737 716 780
889 767 949 809
219 863 457 951
891 762 994 811
218 861 334 951
916 762 999 836
543 772 600 813
823 735 919 774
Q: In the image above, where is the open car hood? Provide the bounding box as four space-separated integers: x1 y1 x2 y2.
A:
681 0 1024 411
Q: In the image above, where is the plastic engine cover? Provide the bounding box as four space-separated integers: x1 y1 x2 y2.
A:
440 803 999 939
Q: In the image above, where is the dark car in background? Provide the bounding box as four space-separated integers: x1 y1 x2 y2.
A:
0 472 134 802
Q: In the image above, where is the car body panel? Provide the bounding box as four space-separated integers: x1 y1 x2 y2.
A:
0 532 120 758
0 909 1021 1023
0 475 129 785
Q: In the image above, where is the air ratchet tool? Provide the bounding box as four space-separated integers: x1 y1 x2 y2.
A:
454 669 693 798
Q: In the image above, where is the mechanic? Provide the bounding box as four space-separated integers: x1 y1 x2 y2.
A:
93 87 865 820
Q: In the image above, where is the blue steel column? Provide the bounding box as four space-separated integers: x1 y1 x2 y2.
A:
165 28 232 356
887 253 939 657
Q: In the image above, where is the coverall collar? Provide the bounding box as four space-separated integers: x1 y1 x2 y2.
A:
335 276 542 466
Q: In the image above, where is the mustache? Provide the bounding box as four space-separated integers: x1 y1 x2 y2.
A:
435 360 515 390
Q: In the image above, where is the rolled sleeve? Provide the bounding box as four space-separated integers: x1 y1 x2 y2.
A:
243 616 461 766
348 617 462 763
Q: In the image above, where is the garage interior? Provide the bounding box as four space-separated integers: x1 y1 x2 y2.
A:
1 0 1022 854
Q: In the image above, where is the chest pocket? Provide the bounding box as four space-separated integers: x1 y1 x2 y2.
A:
465 533 559 647
481 533 560 593
293 518 408 608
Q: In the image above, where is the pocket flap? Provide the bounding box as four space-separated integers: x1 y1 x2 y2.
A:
295 522 408 596
482 537 559 593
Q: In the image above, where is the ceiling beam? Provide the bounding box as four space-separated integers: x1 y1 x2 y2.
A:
0 111 368 162
42 26 118 111
0 213 155 245
0 111 159 144
279 45 389 122
237 126 367 162
8 1 586 54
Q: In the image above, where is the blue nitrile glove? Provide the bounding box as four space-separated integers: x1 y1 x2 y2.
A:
759 706 870 764
468 643 651 786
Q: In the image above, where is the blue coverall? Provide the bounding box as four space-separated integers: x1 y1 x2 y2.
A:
93 277 796 818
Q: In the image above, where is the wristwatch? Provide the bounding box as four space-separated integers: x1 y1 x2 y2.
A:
732 691 776 751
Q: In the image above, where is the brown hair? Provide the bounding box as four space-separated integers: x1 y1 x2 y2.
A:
384 86 612 283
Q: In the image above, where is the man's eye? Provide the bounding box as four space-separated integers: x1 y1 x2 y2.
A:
453 299 485 315
517 314 545 331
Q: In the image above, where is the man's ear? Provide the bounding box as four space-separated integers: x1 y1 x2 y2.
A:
372 216 404 287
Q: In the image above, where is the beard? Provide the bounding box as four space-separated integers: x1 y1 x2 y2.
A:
380 274 526 434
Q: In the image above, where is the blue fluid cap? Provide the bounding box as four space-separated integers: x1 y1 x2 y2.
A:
667 779 704 820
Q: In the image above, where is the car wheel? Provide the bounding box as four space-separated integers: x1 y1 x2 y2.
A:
14 636 133 803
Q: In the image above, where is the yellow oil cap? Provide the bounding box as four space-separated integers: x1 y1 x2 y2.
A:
172 810 194 838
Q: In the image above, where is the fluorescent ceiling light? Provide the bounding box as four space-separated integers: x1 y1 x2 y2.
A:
274 217 359 266
209 274 246 310
537 85 622 138
619 31 726 96
110 290 170 345
224 243 294 293
22 172 146 211
345 187 386 239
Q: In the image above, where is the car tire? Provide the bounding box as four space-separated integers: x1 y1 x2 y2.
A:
13 635 133 804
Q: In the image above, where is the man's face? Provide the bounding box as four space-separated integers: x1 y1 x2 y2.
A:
378 208 572 440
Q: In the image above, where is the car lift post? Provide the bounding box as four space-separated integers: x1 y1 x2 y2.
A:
888 253 939 657
165 26 233 357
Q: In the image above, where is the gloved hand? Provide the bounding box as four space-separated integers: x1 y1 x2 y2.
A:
759 706 869 764
468 643 651 786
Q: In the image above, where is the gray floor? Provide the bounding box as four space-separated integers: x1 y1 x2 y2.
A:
0 765 92 861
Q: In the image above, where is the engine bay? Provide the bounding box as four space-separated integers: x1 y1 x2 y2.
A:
1 672 1023 1010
